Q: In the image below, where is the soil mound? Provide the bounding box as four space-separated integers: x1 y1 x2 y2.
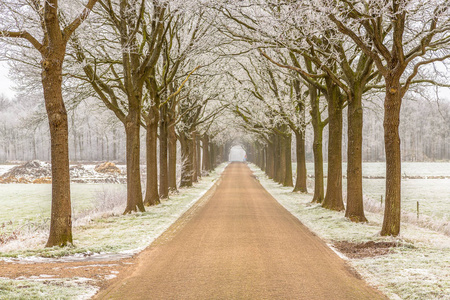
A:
70 165 94 178
0 161 126 184
32 177 52 184
333 241 400 259
0 160 51 183
94 162 122 174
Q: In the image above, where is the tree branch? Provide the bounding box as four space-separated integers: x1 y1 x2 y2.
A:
402 54 450 96
63 0 99 42
0 31 44 53
259 50 324 79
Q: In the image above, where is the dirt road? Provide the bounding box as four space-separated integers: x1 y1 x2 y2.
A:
96 163 386 299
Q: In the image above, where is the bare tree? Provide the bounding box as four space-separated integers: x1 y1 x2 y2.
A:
327 0 450 235
68 0 167 212
0 0 98 246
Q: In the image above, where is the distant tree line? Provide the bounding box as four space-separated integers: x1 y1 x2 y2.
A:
2 91 448 164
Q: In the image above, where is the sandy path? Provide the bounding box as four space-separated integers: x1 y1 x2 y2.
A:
95 162 386 300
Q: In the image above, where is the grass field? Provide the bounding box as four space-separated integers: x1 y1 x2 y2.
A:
295 162 450 222
360 178 450 221
0 184 126 224
0 166 226 300
0 162 448 234
303 162 450 177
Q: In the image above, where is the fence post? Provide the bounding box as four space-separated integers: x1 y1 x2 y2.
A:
417 201 420 220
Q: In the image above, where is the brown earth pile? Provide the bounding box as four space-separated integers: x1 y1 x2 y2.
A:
32 177 52 184
0 161 125 184
0 161 51 183
333 241 400 259
94 162 122 174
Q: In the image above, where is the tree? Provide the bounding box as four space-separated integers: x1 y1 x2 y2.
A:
327 0 450 235
146 9 210 199
291 78 308 193
68 0 168 211
176 70 225 187
229 55 293 186
217 2 332 202
0 0 98 246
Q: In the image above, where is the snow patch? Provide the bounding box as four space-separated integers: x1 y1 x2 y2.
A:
327 243 348 260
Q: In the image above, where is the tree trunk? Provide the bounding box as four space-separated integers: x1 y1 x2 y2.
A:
273 134 282 183
192 132 198 183
79 133 83 161
283 133 293 187
179 131 193 187
221 142 228 163
255 143 263 168
144 109 160 206
310 85 325 203
346 88 367 222
43 56 72 247
196 136 201 179
293 130 307 193
32 130 38 160
209 142 215 170
265 145 270 176
106 135 110 161
168 122 177 191
124 106 145 213
159 105 169 199
202 135 210 172
112 127 117 161
266 143 275 179
292 78 307 192
261 147 266 172
322 82 344 211
278 133 286 184
381 78 402 236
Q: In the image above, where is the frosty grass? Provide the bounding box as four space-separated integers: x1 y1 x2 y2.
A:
0 163 227 300
249 164 450 300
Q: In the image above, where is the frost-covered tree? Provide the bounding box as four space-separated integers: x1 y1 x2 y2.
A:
176 63 227 187
0 0 98 247
66 0 170 211
215 1 334 204
231 55 295 187
146 5 215 199
325 0 450 236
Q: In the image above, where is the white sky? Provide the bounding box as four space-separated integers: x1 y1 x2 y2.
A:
229 145 246 161
0 61 16 99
